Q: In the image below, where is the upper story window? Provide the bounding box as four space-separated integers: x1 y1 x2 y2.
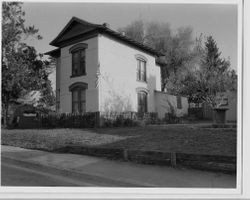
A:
69 43 88 77
135 54 147 82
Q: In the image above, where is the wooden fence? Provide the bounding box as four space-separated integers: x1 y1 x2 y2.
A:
35 111 158 129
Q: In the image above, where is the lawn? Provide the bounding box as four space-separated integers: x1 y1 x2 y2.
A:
1 124 236 157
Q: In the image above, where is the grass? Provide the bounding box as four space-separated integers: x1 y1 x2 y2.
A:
1 124 236 157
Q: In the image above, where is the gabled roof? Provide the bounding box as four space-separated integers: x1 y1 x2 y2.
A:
48 17 164 57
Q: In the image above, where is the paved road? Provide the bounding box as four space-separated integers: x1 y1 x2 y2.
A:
1 158 136 187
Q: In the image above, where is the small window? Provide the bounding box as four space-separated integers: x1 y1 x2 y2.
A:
137 91 147 113
137 59 147 82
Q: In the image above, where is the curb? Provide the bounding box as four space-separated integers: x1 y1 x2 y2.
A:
54 146 236 174
1 156 152 187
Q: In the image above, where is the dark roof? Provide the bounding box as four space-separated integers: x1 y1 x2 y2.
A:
47 17 164 57
45 48 60 57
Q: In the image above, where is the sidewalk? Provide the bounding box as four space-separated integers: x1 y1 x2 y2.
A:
1 145 236 188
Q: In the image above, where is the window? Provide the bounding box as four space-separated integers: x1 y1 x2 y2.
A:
69 82 88 114
136 59 147 82
137 91 148 113
72 49 86 76
69 43 88 77
72 88 86 114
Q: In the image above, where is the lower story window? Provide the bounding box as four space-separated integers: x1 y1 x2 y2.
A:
72 88 86 114
137 91 147 113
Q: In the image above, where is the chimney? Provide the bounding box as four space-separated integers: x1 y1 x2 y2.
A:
103 23 110 28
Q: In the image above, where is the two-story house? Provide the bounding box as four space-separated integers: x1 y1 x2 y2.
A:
46 17 188 118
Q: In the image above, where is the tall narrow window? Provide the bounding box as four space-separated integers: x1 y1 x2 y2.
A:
137 91 148 113
136 59 147 82
69 82 88 114
69 43 88 77
72 49 86 76
72 88 86 114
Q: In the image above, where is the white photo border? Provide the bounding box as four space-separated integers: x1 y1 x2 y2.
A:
0 0 247 199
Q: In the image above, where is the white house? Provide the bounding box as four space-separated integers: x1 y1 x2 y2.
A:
46 17 188 118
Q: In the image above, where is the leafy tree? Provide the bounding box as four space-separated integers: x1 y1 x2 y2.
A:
38 77 56 109
117 20 145 44
2 2 52 126
118 20 196 92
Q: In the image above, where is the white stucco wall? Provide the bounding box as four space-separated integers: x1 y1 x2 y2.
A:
155 91 189 119
98 34 161 113
58 37 99 113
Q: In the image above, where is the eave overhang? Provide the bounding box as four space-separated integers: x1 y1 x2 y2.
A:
49 17 164 57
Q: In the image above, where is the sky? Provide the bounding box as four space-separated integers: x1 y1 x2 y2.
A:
22 2 238 88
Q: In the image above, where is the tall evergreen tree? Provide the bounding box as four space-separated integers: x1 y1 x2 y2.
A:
118 20 196 92
179 36 237 108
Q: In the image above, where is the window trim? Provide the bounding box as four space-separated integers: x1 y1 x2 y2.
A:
69 43 88 53
69 82 88 91
135 54 148 62
69 43 88 78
